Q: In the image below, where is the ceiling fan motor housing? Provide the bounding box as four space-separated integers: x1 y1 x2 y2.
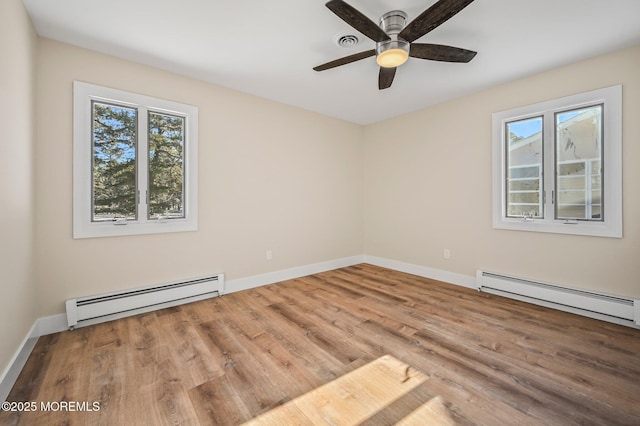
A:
379 10 408 35
376 10 410 68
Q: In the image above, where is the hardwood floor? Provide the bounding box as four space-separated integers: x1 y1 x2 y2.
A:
2 264 640 425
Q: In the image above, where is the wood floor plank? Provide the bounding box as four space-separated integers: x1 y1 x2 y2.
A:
161 311 224 390
3 264 639 425
395 395 457 426
127 312 163 369
267 301 364 365
219 295 325 392
240 288 355 384
196 319 290 415
189 375 252 425
147 346 201 426
244 355 427 426
27 326 92 425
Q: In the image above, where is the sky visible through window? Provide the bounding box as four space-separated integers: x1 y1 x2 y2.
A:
509 116 542 140
93 103 136 162
509 110 584 140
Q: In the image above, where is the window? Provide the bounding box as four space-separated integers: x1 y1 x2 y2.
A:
492 85 621 238
73 81 198 238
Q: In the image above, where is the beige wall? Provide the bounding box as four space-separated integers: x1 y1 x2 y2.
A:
364 45 640 298
0 0 37 374
35 39 364 317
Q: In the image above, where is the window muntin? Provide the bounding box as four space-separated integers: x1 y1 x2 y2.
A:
74 81 198 239
492 85 621 238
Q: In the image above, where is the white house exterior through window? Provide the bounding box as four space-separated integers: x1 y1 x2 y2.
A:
492 85 622 238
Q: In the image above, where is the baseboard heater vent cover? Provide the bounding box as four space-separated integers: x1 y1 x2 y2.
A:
477 270 639 328
65 273 224 329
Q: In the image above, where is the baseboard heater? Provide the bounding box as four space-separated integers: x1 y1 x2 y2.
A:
65 273 224 330
477 270 639 328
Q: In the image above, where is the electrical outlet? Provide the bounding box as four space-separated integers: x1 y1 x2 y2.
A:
266 250 273 261
444 249 451 259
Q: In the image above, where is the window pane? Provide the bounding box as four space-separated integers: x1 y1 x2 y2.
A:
505 117 543 218
92 102 137 221
555 105 603 220
148 112 185 219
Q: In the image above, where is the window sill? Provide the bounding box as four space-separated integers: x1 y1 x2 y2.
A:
73 219 198 239
493 217 622 238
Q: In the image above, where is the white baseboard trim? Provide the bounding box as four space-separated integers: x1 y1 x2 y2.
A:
0 313 68 401
225 255 366 294
34 313 68 337
0 323 38 402
363 255 477 289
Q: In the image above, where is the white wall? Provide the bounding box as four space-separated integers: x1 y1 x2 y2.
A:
0 0 37 377
364 45 640 298
35 39 364 317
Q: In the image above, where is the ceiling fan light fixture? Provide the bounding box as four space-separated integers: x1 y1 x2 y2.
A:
376 39 409 68
315 0 478 89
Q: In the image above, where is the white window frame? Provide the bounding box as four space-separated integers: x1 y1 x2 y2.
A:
492 85 622 238
73 81 198 239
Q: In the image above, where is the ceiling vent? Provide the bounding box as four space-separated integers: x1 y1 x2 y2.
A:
336 34 359 48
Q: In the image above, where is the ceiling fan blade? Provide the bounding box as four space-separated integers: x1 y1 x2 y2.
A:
378 67 396 90
410 43 477 62
399 0 475 43
313 49 376 71
326 0 390 43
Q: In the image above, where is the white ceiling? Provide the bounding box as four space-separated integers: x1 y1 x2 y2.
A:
23 0 640 125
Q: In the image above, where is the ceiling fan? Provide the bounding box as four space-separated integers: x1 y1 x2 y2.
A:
313 0 477 90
